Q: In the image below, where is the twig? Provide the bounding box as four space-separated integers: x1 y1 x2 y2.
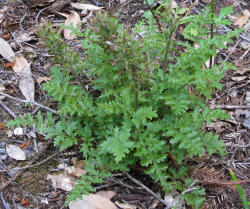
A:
120 0 133 8
144 0 162 33
0 192 10 209
233 0 249 21
239 47 250 61
121 199 136 209
0 100 17 118
36 7 48 25
0 150 59 173
210 105 250 110
20 173 37 183
19 13 28 33
123 172 171 208
107 176 135 190
224 39 241 62
178 181 198 200
91 0 104 7
0 92 57 114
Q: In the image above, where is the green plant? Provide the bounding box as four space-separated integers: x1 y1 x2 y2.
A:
229 169 249 209
6 1 243 208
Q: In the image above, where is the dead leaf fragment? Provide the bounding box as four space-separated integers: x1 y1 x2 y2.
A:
231 76 248 81
31 0 55 6
4 63 12 68
115 201 139 209
12 55 28 75
6 144 26 160
16 31 36 43
0 38 15 62
71 3 104 11
47 172 77 191
96 191 117 200
0 122 6 130
36 77 51 84
69 194 118 209
65 166 86 177
19 63 35 104
234 9 250 28
0 85 5 91
236 66 250 75
2 33 10 40
63 11 81 39
15 198 30 206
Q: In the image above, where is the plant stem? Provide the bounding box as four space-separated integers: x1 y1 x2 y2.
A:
209 0 215 68
145 0 162 32
70 54 88 93
135 90 139 111
162 28 174 70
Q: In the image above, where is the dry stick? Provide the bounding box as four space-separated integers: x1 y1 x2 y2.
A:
239 47 250 61
0 139 54 192
0 100 17 118
0 150 60 173
36 7 48 25
19 13 28 33
0 192 9 209
120 0 133 8
224 39 241 62
0 92 57 114
178 181 198 200
210 105 250 110
233 0 249 21
121 199 136 209
123 172 171 208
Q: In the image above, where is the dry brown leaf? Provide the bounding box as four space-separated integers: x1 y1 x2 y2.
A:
208 121 229 133
234 9 250 28
16 31 36 43
0 84 5 91
36 76 51 84
115 201 139 209
0 38 15 62
64 166 86 177
6 144 26 160
31 0 55 6
19 63 35 104
2 33 10 40
190 166 221 181
54 11 70 17
4 62 12 68
15 198 30 207
236 66 250 75
12 55 28 75
95 191 117 200
63 11 81 39
231 76 248 81
69 194 118 209
69 199 97 209
0 122 5 130
71 3 104 11
47 172 77 191
75 160 86 168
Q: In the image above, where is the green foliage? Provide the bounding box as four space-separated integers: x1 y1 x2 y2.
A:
181 179 206 209
6 1 242 208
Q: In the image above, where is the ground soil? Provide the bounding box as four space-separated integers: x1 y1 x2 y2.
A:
0 0 250 208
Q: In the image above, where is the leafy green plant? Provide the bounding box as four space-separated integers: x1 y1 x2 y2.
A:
6 1 243 208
